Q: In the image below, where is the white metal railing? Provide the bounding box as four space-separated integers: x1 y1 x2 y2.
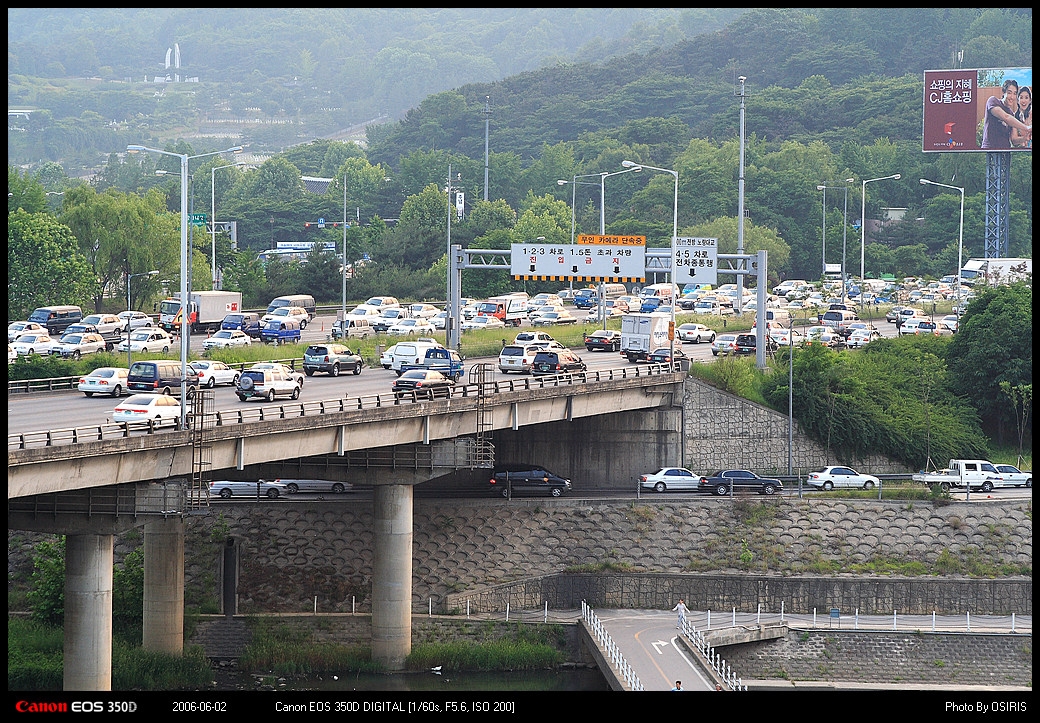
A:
679 619 747 691
582 601 644 691
9 363 681 451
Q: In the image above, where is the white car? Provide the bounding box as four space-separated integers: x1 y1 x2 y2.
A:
117 328 173 354
769 328 803 347
431 312 448 330
191 359 240 388
347 304 381 318
78 367 130 397
461 315 506 331
677 323 716 344
12 333 58 357
387 318 436 336
209 479 288 499
807 465 880 490
532 310 578 326
8 321 46 342
117 310 154 330
53 332 107 359
994 464 1031 488
202 329 252 349
846 328 883 348
112 393 188 427
710 333 738 356
408 303 440 320
380 343 398 369
261 305 309 328
938 314 959 333
639 467 701 492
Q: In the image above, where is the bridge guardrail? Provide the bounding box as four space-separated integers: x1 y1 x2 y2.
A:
9 362 682 451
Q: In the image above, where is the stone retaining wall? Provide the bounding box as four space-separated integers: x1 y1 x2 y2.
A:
169 497 1030 616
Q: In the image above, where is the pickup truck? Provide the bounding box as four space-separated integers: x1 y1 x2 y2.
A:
911 459 1006 493
398 346 465 382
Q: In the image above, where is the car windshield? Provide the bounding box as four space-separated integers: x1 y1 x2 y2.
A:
62 335 83 344
213 331 232 338
130 332 151 340
90 369 116 378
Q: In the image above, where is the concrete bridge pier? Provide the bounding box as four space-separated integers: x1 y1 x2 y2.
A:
370 483 413 669
64 533 114 691
142 517 185 654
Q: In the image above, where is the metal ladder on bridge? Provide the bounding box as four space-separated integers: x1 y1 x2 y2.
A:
186 389 213 511
471 363 495 469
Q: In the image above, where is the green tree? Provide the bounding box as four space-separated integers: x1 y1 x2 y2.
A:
8 209 96 319
58 186 178 311
27 537 64 626
8 165 47 214
945 283 1033 443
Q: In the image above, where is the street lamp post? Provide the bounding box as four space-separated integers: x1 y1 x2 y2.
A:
816 185 828 278
211 162 247 289
817 180 855 297
126 270 159 367
622 160 678 363
127 143 243 428
860 174 900 303
919 178 965 312
557 173 603 294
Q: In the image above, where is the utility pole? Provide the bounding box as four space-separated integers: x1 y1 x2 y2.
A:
736 76 748 315
483 96 491 202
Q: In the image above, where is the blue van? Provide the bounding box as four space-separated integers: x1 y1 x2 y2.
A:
221 312 262 338
260 318 301 345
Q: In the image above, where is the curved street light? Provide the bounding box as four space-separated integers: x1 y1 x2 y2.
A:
622 160 678 363
127 143 243 427
859 173 900 303
919 178 965 312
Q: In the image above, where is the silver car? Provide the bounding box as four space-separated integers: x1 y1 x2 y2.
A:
273 478 353 494
209 479 289 499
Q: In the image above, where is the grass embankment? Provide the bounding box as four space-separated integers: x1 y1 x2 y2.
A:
8 615 569 690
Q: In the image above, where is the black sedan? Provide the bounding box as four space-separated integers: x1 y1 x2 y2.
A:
391 369 455 400
648 347 687 365
489 465 572 498
698 470 783 496
583 329 622 352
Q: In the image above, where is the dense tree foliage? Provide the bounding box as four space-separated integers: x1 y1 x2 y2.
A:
944 283 1033 444
8 207 96 319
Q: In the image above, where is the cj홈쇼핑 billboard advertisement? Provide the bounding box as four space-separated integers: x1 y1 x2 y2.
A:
923 67 1032 152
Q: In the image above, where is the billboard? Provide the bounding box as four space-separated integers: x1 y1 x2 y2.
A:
923 67 1032 152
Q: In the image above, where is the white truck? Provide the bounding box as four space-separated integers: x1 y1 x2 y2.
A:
911 459 1006 493
159 290 243 335
960 258 1032 287
475 294 527 327
619 312 671 363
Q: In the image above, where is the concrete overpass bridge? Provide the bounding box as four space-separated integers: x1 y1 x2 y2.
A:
8 365 686 689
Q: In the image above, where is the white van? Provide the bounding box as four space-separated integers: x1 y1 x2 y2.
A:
639 283 679 300
598 283 628 301
390 339 443 373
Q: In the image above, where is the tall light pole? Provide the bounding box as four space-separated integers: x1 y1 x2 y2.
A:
596 167 642 327
211 162 247 289
817 180 856 296
860 173 900 302
126 270 159 367
816 184 828 279
622 160 678 363
735 76 747 315
919 178 965 312
556 173 601 292
127 143 243 428
342 172 349 333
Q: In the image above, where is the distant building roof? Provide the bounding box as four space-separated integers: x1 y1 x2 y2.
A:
301 176 333 195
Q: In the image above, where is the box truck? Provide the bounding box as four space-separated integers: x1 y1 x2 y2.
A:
619 312 671 363
159 290 243 334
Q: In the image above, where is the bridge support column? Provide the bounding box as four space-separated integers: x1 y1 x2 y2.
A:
371 484 413 670
64 533 114 691
142 517 185 654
